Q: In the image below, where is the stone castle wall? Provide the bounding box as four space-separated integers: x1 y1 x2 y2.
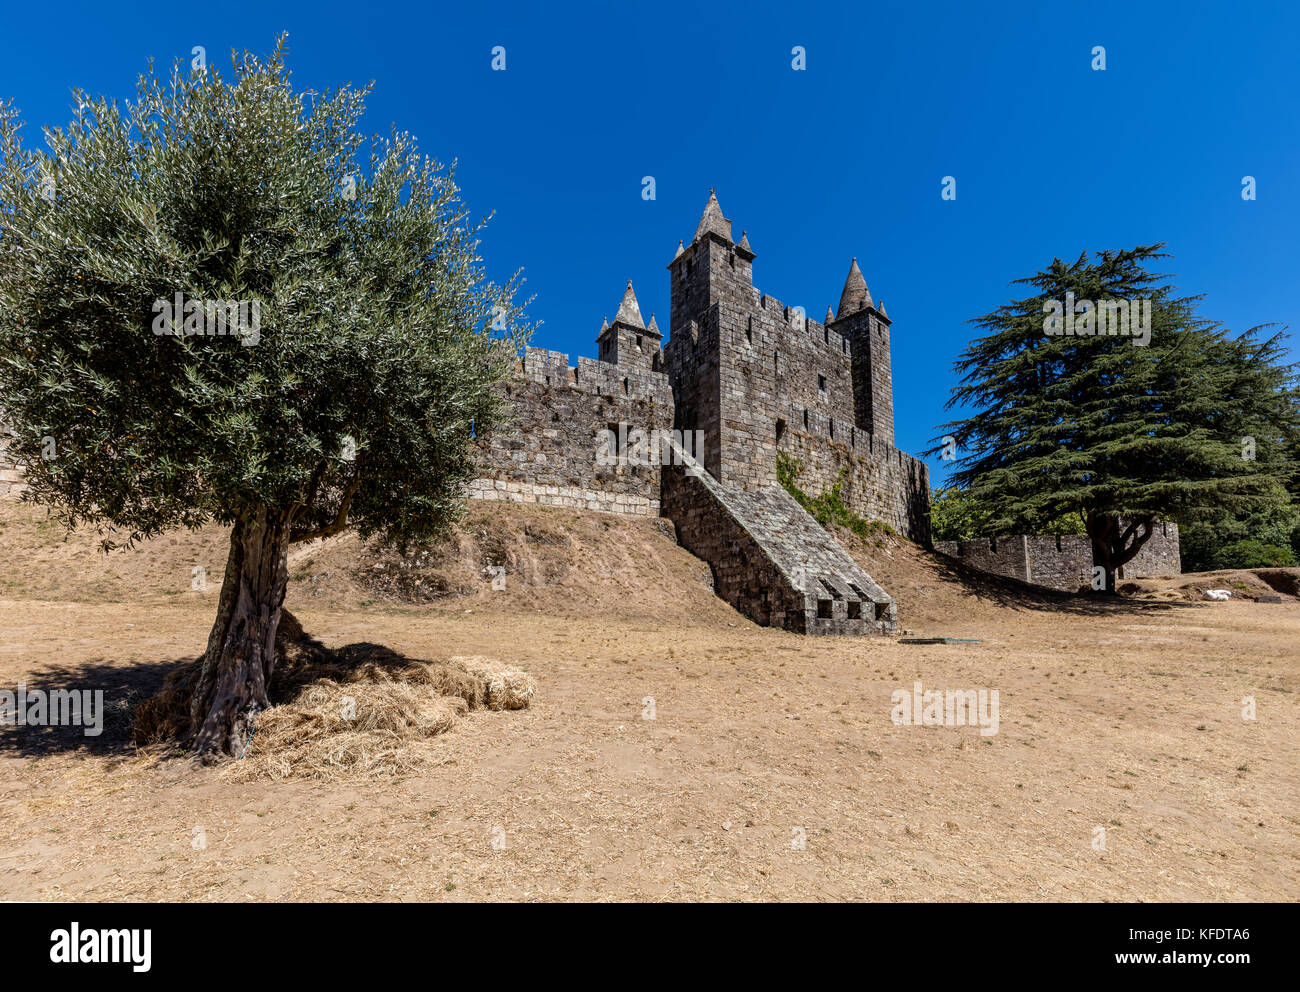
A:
778 425 930 542
934 521 1181 591
468 346 674 516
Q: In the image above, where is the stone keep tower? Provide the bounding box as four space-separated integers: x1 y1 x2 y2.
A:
664 190 898 492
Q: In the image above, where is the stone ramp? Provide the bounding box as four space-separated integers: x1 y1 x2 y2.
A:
660 441 897 635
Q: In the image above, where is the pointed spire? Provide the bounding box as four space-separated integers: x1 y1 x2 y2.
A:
600 315 609 332
614 279 645 329
647 312 661 337
836 257 873 318
693 188 733 244
737 230 752 252
879 300 887 318
825 304 835 325
674 239 684 259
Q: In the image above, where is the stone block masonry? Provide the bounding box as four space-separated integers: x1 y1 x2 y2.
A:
934 521 1181 591
660 438 897 635
469 343 674 518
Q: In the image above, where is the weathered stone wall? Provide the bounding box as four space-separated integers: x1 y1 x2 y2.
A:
1025 535 1092 590
1123 520 1182 577
935 521 1181 590
933 535 1033 583
663 302 723 478
469 346 675 517
778 426 930 542
660 442 897 636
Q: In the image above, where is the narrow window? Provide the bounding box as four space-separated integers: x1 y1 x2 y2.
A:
818 374 826 393
746 316 753 344
803 408 809 429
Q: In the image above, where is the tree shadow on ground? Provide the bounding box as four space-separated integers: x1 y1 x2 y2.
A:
927 552 1204 617
0 656 189 761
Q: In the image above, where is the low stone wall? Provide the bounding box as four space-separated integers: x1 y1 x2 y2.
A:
935 521 1181 591
1124 521 1181 576
933 535 1034 583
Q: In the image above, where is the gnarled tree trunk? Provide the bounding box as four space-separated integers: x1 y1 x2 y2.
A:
1088 514 1155 595
189 506 296 757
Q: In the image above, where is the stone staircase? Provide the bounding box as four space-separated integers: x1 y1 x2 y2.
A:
660 440 897 636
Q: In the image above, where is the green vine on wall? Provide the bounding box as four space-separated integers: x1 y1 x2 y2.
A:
776 452 895 542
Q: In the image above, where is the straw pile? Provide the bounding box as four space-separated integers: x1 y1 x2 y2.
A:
132 611 535 780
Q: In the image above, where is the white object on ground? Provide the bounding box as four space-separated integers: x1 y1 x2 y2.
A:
1203 589 1232 601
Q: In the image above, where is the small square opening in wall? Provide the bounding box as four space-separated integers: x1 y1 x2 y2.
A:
818 374 826 392
874 601 889 622
847 600 862 620
817 599 833 619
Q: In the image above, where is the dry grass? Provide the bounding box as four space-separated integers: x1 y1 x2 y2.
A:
2 499 1297 901
452 655 536 710
131 610 536 782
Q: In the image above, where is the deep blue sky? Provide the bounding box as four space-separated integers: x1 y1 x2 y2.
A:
2 1 1296 483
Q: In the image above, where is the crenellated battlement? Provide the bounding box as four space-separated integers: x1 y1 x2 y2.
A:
519 346 672 407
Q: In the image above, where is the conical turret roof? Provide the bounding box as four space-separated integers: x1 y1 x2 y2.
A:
613 279 645 329
693 189 733 244
836 257 873 317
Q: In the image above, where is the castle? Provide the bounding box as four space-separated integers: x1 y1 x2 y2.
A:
471 191 931 634
0 190 1180 631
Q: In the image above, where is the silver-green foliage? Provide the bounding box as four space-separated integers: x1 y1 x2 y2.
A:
0 37 531 550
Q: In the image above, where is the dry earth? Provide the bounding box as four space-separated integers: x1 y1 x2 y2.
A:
0 498 1296 901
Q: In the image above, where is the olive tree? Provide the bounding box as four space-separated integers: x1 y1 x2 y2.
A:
0 38 530 755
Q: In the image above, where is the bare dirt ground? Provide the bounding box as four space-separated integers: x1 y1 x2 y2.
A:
0 498 1296 901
